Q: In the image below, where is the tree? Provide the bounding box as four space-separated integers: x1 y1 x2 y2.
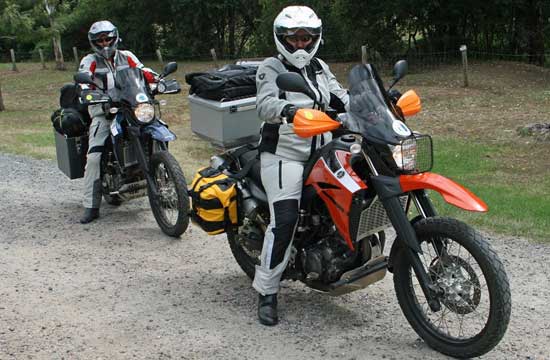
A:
0 0 34 56
44 0 65 70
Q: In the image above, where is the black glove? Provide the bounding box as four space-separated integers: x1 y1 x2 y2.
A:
388 89 402 104
281 104 298 123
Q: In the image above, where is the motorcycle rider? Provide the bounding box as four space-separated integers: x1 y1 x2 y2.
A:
78 20 157 224
253 6 349 325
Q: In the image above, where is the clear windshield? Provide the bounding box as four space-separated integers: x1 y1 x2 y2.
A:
109 67 151 106
345 64 407 145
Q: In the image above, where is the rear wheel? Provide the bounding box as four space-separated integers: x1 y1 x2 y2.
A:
148 151 189 237
393 217 511 358
227 213 267 279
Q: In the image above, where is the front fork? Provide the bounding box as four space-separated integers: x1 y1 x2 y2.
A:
127 126 160 199
370 172 441 312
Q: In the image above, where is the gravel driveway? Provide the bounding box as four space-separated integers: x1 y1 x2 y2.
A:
0 153 549 359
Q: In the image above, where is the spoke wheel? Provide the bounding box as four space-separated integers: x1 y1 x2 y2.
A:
148 151 189 237
227 213 267 279
393 217 511 358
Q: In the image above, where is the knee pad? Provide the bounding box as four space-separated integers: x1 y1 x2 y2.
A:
269 199 299 268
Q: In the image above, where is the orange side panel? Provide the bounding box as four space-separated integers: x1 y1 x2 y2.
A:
306 158 355 250
400 172 488 212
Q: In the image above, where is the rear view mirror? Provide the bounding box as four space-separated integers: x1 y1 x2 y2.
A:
161 62 178 77
389 60 408 89
276 72 316 101
74 72 94 85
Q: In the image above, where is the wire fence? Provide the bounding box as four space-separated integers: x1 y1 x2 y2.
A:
1 46 549 75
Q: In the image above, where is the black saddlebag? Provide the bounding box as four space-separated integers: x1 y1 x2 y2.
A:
52 84 92 179
185 64 257 101
54 129 88 179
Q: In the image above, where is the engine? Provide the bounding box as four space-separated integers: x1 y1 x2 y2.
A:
301 236 361 283
297 208 365 284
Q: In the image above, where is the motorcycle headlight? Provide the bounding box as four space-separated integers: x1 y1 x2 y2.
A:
391 138 417 172
391 134 433 174
134 103 155 124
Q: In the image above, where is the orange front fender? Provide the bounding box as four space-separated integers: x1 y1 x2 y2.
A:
400 172 488 212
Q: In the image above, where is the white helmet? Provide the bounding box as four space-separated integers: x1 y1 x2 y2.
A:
88 20 120 59
273 6 322 69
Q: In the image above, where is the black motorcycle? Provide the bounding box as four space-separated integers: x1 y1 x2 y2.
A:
74 62 189 237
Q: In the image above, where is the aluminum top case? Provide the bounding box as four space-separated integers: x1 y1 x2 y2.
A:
189 94 262 149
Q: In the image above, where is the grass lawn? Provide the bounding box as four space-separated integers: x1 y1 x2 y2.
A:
1 60 549 242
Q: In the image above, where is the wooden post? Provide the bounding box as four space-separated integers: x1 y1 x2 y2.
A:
10 49 18 72
361 45 367 64
39 49 47 69
53 37 65 70
460 45 469 87
0 81 5 111
210 48 219 68
72 46 79 70
156 49 164 65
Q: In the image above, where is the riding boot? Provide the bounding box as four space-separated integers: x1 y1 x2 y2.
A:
258 293 278 326
80 208 99 224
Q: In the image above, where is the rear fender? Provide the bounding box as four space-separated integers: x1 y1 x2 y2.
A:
400 172 488 212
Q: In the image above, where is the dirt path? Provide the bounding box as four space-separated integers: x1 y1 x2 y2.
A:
0 153 549 360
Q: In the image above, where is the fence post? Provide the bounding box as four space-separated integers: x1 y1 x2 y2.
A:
210 48 219 68
361 45 367 64
73 47 79 71
39 49 47 69
0 81 5 111
10 49 18 72
156 49 164 65
460 45 469 87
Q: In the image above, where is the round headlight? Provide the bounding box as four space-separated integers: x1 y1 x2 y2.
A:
134 103 155 123
391 139 417 171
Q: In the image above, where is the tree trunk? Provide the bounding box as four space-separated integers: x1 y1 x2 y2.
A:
45 0 65 70
526 0 545 65
0 81 5 111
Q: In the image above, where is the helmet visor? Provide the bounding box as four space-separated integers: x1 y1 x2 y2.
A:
89 30 117 41
274 26 321 36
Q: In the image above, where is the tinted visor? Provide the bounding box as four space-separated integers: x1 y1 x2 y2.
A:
89 30 117 41
274 26 321 36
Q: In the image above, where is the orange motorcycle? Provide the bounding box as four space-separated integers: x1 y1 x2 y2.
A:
196 60 511 358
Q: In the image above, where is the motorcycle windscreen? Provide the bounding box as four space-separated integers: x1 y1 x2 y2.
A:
110 67 151 106
346 64 409 145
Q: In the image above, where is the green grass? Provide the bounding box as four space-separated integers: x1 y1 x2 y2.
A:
428 137 550 241
1 60 549 243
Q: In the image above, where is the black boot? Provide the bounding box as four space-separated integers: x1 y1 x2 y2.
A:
80 208 99 224
258 293 278 326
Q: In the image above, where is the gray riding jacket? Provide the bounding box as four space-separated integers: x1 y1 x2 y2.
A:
256 55 350 162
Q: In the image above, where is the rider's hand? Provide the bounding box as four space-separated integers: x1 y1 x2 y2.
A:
281 104 298 123
337 113 351 128
388 89 402 104
102 103 115 120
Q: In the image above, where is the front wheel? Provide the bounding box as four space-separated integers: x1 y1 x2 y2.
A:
148 151 189 237
393 217 511 358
